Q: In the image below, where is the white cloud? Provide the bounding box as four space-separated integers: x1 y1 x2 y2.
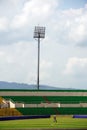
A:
40 60 52 69
63 57 87 78
0 0 87 47
67 8 87 45
46 4 87 46
0 41 36 83
8 0 22 6
0 17 8 31
40 60 53 80
0 41 53 84
0 0 87 89
11 0 58 29
1 0 87 47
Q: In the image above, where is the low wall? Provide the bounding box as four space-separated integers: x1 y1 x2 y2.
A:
73 115 87 118
24 103 60 108
0 115 50 121
61 104 80 107
80 103 87 107
1 91 87 96
15 103 24 108
24 104 38 107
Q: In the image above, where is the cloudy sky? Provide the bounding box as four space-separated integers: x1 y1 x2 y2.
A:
0 0 87 89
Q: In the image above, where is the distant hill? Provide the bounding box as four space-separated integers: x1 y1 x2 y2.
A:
0 81 75 90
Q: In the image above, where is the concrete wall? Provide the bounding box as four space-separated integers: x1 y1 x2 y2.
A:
0 100 15 108
0 103 8 108
80 103 87 107
24 104 38 108
15 103 24 108
7 100 15 108
60 104 80 107
24 103 60 108
0 91 87 96
41 103 60 108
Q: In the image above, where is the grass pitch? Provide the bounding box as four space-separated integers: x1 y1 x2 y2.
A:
0 116 87 129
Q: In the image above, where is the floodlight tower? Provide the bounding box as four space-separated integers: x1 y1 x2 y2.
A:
34 26 45 90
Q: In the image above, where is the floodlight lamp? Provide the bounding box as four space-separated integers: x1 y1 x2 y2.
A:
34 26 45 39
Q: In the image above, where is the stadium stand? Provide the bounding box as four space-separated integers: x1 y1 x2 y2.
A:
17 107 87 115
0 97 3 104
2 96 87 104
0 108 22 116
2 96 45 104
0 90 87 116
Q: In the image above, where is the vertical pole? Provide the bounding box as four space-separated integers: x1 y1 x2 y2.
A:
37 35 40 90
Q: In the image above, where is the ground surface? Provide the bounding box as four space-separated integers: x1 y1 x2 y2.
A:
0 116 87 130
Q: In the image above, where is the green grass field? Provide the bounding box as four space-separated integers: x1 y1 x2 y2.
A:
0 116 87 129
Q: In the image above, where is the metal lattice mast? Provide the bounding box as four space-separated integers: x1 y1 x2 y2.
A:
34 26 45 90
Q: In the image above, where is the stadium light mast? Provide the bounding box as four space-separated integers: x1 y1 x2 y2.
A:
33 26 45 90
